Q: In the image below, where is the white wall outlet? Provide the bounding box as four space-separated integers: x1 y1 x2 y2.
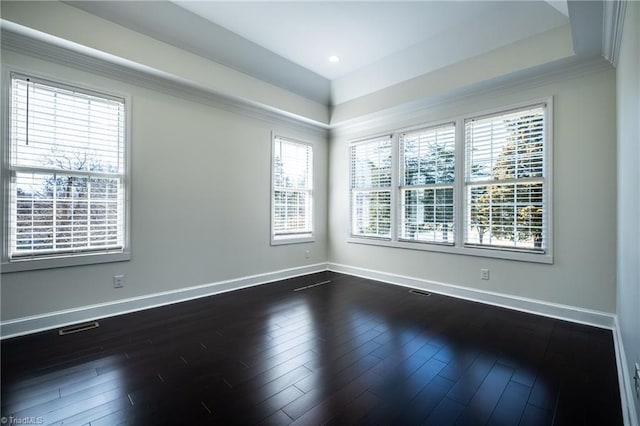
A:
305 250 310 259
480 269 490 280
113 275 124 288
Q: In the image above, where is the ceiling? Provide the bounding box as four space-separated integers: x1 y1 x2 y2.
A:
66 1 571 106
174 1 568 80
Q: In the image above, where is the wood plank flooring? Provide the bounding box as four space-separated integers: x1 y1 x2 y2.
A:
0 272 622 425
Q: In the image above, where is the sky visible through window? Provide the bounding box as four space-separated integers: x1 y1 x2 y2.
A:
9 76 125 257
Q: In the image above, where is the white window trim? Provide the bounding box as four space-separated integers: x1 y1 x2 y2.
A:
398 122 457 245
348 133 394 241
1 67 132 273
270 133 314 246
348 99 553 264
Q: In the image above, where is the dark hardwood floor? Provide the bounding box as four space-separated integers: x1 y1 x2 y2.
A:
1 272 622 425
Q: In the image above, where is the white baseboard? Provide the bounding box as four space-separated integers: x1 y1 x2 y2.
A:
3 261 631 422
327 262 616 329
613 316 640 426
2 261 616 335
330 262 632 424
0 263 328 340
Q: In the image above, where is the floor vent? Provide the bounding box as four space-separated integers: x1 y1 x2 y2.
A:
409 289 431 297
58 321 100 336
293 280 331 292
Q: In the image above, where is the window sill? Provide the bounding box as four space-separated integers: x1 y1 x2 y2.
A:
348 237 553 264
271 235 315 246
1 251 131 273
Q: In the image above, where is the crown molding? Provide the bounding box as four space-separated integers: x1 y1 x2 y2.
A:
330 55 613 139
1 12 618 140
603 0 627 66
0 23 330 137
63 0 331 105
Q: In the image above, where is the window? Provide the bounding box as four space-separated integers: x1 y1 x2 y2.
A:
3 73 129 272
399 123 456 244
464 105 546 251
271 135 313 244
350 135 392 239
348 102 551 263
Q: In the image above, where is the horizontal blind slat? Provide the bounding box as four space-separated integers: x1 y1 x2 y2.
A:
350 135 392 238
399 123 456 244
464 105 546 252
8 75 127 260
273 137 313 237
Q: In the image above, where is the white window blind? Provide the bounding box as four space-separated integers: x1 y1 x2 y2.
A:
272 136 313 241
350 136 392 239
7 74 126 260
399 123 455 244
464 105 546 251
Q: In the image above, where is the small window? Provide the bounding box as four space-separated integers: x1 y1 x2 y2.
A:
271 135 313 244
349 135 392 239
399 123 456 244
3 73 129 272
464 105 547 252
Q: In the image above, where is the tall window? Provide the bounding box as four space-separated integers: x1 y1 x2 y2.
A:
271 135 313 244
399 123 456 244
3 74 129 271
350 135 392 239
348 102 550 263
464 105 546 251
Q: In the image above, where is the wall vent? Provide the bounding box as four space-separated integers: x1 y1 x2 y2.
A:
58 321 100 336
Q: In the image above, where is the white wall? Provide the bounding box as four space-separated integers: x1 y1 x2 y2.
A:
617 1 640 422
0 0 621 338
329 68 617 314
0 50 328 321
330 25 574 124
0 1 329 125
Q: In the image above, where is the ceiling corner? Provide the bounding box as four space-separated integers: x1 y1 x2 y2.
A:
602 0 627 66
567 0 604 57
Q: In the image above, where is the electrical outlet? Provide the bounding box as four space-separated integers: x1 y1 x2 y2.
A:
480 269 490 280
113 275 124 288
305 250 310 259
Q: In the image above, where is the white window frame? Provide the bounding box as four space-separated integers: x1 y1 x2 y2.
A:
463 104 548 253
270 134 314 245
1 69 132 273
349 134 394 240
398 122 456 245
348 99 553 264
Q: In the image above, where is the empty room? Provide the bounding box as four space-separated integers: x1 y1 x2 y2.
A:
0 1 638 425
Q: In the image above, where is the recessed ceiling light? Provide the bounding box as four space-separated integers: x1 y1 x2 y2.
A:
328 55 340 63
